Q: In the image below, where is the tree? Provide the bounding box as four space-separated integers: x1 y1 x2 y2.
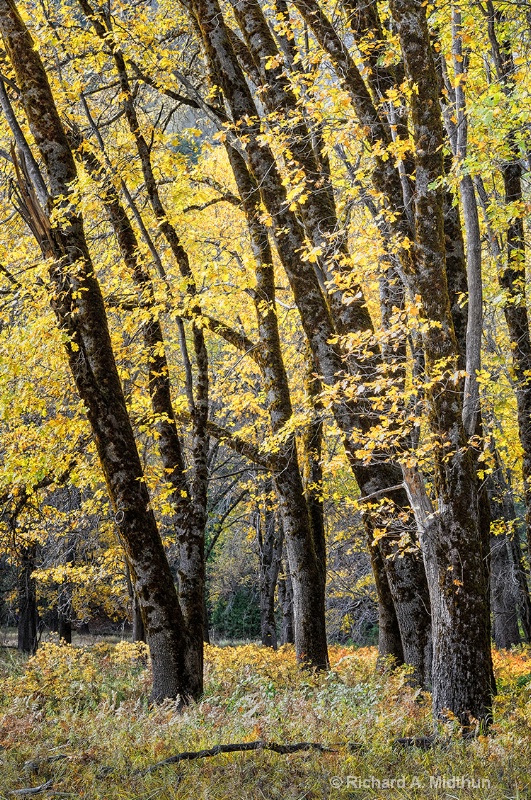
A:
389 0 494 725
0 0 201 702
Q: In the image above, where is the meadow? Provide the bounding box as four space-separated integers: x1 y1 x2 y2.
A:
0 641 529 799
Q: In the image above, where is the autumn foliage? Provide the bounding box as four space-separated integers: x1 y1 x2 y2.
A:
1 641 531 798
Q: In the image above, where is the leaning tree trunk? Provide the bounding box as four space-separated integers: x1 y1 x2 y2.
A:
0 0 198 702
193 0 431 679
275 0 433 683
88 142 203 685
75 2 209 698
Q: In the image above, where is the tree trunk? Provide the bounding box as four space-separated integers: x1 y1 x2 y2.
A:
492 455 531 642
192 0 432 679
133 594 146 644
224 142 329 668
73 6 209 697
369 541 404 665
256 488 283 649
488 469 520 649
490 532 521 649
509 531 531 642
391 0 494 725
0 0 198 702
278 555 295 646
57 608 72 645
449 10 483 437
125 560 146 643
17 544 38 655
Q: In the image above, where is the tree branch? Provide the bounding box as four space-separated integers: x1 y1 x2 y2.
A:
142 740 337 774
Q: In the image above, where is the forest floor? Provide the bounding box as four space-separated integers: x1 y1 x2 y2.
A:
0 640 529 799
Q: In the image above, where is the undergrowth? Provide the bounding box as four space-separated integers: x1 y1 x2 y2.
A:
0 641 529 798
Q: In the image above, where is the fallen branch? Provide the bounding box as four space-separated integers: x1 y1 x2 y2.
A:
142 740 337 774
10 780 54 796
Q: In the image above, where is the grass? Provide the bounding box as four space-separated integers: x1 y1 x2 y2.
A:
0 640 530 798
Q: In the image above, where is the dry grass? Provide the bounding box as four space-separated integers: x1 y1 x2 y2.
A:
0 640 530 798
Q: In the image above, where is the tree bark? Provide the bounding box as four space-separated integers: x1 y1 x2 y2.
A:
0 0 197 702
448 10 483 436
390 0 494 725
224 142 329 668
79 139 204 687
17 544 38 655
190 0 431 681
291 0 413 257
77 0 209 694
487 471 520 649
278 554 295 645
125 559 146 643
490 450 531 643
369 541 404 665
256 486 283 649
485 6 531 571
490 533 521 649
230 0 372 334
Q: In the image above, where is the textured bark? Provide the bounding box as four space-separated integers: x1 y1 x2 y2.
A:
225 143 329 668
442 180 468 368
17 544 38 654
257 488 283 649
125 560 146 643
191 0 343 388
0 0 196 702
343 0 402 98
278 555 295 645
133 597 146 643
487 472 520 649
291 0 413 255
71 3 211 693
490 534 521 649
302 355 326 594
230 0 369 335
108 165 204 686
490 454 531 643
486 10 531 569
0 76 48 206
510 530 531 642
191 0 431 680
341 0 414 216
369 541 404 665
390 0 494 725
282 0 431 681
451 11 483 436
